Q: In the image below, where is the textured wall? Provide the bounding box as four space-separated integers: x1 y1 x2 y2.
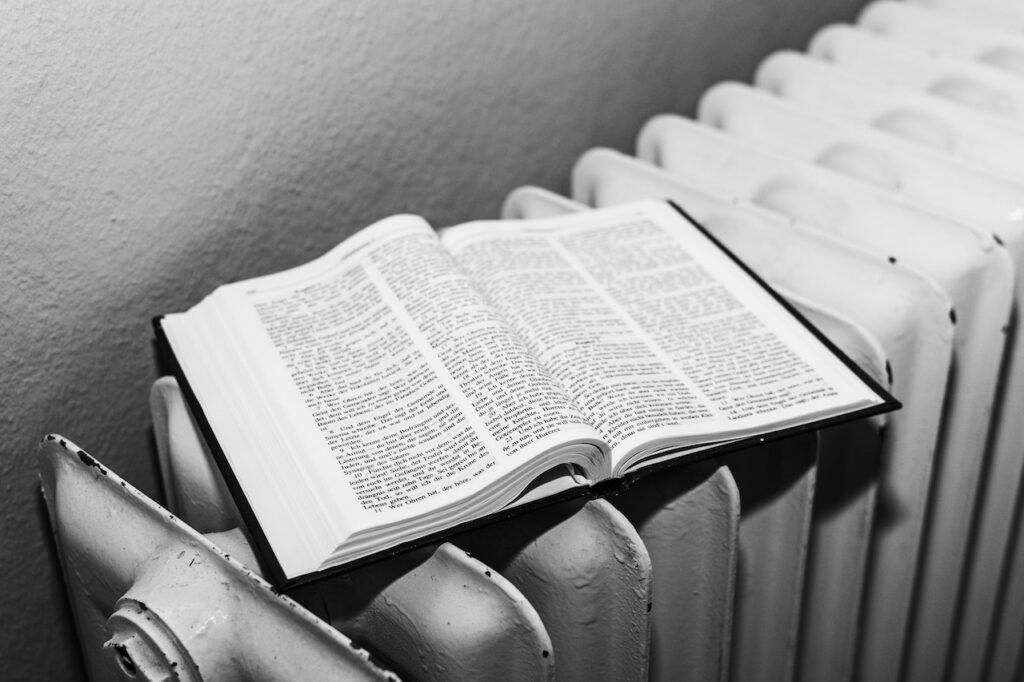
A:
1 1 866 678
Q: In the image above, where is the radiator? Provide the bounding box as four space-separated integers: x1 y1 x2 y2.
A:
40 1 1024 680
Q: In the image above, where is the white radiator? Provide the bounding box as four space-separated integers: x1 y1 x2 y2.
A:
41 1 1024 680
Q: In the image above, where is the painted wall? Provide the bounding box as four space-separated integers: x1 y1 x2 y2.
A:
1 1 866 678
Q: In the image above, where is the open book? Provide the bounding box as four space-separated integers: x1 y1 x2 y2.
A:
155 200 896 586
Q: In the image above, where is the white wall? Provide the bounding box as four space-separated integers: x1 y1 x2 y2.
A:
1 1 865 677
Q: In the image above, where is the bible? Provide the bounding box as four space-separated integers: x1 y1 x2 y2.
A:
155 200 896 586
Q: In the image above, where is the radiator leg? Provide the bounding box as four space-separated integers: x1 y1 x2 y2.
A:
986 460 1024 682
797 422 882 682
456 498 653 682
150 376 242 531
613 461 740 682
951 302 1024 682
726 433 818 682
294 543 555 681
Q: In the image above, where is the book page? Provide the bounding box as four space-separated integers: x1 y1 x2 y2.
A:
204 216 602 529
442 201 881 470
